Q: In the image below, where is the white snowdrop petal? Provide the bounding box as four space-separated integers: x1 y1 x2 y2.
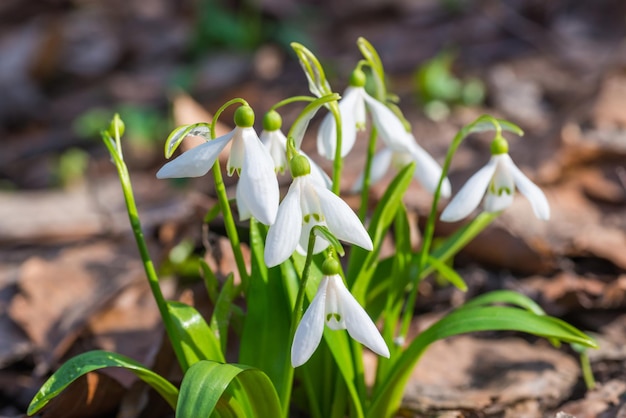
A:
238 129 280 225
316 88 360 160
331 276 390 358
362 94 412 150
264 181 303 267
235 183 252 221
155 132 234 179
440 156 499 222
483 189 514 212
306 153 332 189
351 147 393 193
291 277 329 367
406 139 451 197
227 128 246 176
314 183 373 251
506 156 551 220
260 129 288 173
317 113 335 160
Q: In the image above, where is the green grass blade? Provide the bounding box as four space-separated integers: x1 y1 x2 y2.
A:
28 350 178 415
176 361 281 418
368 306 597 418
168 301 225 368
349 163 415 301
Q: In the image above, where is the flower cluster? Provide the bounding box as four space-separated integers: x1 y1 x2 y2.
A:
156 53 550 369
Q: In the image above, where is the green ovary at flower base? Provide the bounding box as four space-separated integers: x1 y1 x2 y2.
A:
156 105 279 226
291 255 389 368
263 154 373 267
440 135 550 222
259 110 331 188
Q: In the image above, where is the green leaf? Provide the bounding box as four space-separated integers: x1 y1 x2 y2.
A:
357 37 386 100
426 255 467 291
291 42 332 98
289 93 340 149
176 361 282 418
210 273 237 355
168 301 225 369
164 123 211 158
349 163 415 301
28 350 178 415
459 290 546 315
239 220 292 405
368 306 598 418
467 116 523 137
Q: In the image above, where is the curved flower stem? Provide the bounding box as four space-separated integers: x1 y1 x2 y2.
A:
398 115 503 341
207 98 251 292
330 103 343 195
212 160 250 292
102 122 187 371
281 229 319 417
358 127 379 221
270 95 316 111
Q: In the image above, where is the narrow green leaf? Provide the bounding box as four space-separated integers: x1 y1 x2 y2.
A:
459 290 545 315
168 301 225 369
289 93 340 149
164 123 211 158
240 220 292 405
426 255 467 291
291 42 332 97
176 361 281 418
28 350 178 415
349 163 415 301
356 37 385 100
312 225 345 257
368 306 598 418
210 273 236 355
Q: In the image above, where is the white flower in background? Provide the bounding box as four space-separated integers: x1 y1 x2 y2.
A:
157 106 279 226
352 134 452 197
260 110 331 189
291 258 389 367
440 137 550 222
264 155 373 267
318 68 450 195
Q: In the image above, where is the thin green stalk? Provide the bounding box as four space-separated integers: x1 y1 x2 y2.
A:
580 351 596 389
398 116 503 340
283 229 319 417
358 128 379 221
330 104 343 195
103 123 187 371
208 98 250 291
212 162 250 291
270 95 316 111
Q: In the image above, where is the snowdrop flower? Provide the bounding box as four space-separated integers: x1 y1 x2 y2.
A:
264 155 373 267
352 135 451 197
157 106 279 225
260 110 331 188
292 257 389 367
440 137 550 222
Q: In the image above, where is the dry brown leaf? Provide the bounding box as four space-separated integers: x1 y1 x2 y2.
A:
8 241 143 372
401 336 578 415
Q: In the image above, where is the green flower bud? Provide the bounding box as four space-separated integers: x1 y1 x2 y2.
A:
263 110 282 131
349 68 367 88
289 154 311 178
321 256 341 275
234 105 255 128
490 136 509 155
108 114 125 138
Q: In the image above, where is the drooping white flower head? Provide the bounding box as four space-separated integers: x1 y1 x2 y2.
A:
156 106 279 226
291 257 389 367
264 155 373 267
440 137 550 222
352 134 452 197
260 110 331 189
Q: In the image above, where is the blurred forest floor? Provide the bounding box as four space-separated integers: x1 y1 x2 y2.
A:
1 0 626 417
